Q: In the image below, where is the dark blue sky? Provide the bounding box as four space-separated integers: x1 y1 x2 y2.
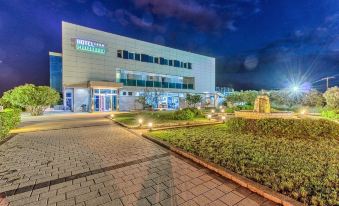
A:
0 0 338 94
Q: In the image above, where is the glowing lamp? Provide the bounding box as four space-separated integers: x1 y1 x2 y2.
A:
207 114 212 120
148 122 153 130
138 118 143 125
221 116 226 122
197 106 201 110
211 109 215 113
221 109 225 113
110 114 115 118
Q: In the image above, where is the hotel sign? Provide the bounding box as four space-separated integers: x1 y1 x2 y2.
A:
73 38 106 55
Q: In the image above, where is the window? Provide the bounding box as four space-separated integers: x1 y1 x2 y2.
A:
188 63 192 69
160 57 165 65
141 54 148 62
128 92 133 96
149 56 154 63
164 59 168 65
123 50 128 59
122 91 127 96
184 63 187 68
135 53 140 61
117 50 122 58
169 60 173 66
174 60 180 67
154 57 159 64
180 62 183 68
128 52 134 59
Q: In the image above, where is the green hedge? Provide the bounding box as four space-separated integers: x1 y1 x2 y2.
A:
321 109 339 120
226 117 339 140
173 108 202 120
0 109 21 138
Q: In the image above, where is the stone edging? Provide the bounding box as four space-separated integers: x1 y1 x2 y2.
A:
142 133 304 206
0 133 17 146
109 117 222 130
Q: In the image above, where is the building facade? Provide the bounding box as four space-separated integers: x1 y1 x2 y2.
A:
50 22 216 112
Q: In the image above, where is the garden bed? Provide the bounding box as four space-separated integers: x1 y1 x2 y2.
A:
113 110 213 128
147 118 339 205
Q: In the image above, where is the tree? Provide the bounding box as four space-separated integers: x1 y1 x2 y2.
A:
136 88 163 110
185 94 202 107
269 90 302 109
2 84 60 116
302 89 325 107
225 90 258 106
323 86 339 109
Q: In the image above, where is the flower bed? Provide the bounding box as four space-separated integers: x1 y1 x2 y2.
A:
148 118 339 205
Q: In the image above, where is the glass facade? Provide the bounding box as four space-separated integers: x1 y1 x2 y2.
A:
117 50 193 70
116 69 194 90
49 54 62 93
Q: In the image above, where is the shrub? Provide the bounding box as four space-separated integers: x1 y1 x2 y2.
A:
321 109 339 120
2 84 60 116
173 108 195 120
323 86 339 109
0 109 21 138
226 117 339 140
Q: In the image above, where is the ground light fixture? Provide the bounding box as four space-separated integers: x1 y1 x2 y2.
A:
110 114 114 118
221 116 226 122
221 109 225 113
148 122 153 130
211 109 215 113
138 118 143 126
197 106 201 110
207 114 212 120
219 106 223 109
300 109 307 115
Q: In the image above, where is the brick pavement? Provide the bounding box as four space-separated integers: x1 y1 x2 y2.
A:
0 114 278 206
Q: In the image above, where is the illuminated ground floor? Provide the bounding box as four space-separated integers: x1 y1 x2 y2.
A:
63 81 217 112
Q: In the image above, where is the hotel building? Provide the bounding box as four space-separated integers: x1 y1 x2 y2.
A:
50 22 216 112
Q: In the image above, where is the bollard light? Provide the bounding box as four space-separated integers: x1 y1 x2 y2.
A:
221 116 226 122
221 109 225 113
197 106 201 110
148 122 153 130
219 106 223 109
211 109 215 113
110 114 115 118
300 109 306 115
138 118 143 126
207 114 212 120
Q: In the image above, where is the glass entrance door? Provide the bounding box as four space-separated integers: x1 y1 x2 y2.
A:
93 89 117 112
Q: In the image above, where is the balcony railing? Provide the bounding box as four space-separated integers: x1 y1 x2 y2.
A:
118 79 194 90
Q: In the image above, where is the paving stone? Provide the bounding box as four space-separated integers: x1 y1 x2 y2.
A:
0 115 273 206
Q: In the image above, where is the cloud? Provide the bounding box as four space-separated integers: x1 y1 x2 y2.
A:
132 0 222 31
114 9 166 32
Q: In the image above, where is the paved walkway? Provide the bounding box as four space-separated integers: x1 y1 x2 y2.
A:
0 114 277 206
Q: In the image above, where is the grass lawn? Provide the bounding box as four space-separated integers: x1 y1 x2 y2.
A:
113 111 212 128
148 124 339 205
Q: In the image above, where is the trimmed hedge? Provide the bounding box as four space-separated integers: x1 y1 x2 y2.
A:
173 108 202 120
0 109 21 138
226 117 339 140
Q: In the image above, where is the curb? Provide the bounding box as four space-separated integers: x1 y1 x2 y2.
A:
0 133 17 146
142 133 304 206
109 117 222 130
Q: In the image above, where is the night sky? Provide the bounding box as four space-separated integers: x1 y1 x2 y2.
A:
0 0 339 95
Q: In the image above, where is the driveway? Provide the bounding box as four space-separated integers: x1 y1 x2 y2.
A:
0 113 277 206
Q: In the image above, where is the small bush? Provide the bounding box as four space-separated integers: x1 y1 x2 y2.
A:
173 108 195 120
321 109 339 120
0 109 21 138
226 117 339 140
